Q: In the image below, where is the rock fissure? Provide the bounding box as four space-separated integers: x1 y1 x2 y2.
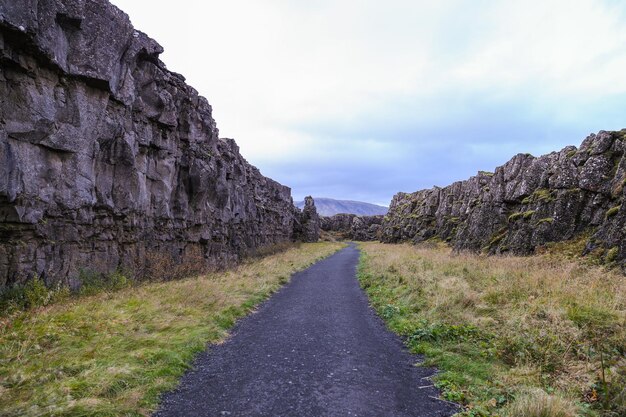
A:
0 0 319 288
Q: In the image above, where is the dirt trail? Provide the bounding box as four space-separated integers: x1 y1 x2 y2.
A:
155 243 457 417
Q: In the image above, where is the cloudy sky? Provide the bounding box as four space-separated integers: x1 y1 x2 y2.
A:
111 0 626 205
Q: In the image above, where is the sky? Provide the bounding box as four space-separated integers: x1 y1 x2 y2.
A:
110 0 626 206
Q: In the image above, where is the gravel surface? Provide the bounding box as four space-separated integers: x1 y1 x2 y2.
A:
155 243 458 417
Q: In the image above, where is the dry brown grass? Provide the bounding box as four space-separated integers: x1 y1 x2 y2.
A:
358 242 626 416
503 389 577 417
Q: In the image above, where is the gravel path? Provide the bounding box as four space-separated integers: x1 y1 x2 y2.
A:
155 243 458 417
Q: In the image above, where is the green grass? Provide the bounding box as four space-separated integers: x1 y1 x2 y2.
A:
358 242 626 417
0 242 344 416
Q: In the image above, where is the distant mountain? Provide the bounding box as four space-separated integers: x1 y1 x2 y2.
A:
296 198 388 217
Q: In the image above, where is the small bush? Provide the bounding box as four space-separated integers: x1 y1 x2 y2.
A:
0 276 70 313
77 269 105 296
137 246 211 282
504 389 576 417
22 275 50 308
78 269 131 296
594 359 626 415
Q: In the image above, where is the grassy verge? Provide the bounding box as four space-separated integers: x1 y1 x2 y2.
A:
0 242 344 416
357 242 625 417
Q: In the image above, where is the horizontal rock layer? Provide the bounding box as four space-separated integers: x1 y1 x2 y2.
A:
321 214 383 241
0 0 314 288
381 131 626 266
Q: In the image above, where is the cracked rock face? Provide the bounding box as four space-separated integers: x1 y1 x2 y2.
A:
320 214 383 241
0 0 307 288
381 130 626 268
293 196 320 243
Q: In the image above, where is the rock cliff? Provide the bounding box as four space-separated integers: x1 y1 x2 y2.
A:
381 130 626 266
0 0 317 288
293 196 320 243
320 214 383 241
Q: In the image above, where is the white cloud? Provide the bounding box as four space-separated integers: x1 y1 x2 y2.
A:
109 0 626 202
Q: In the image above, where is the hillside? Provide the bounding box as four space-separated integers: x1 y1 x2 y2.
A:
296 197 388 217
381 130 626 267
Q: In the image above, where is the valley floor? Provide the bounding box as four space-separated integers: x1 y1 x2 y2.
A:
358 242 626 417
155 243 456 417
2 240 624 417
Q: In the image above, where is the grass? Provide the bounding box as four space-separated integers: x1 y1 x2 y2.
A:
357 242 626 417
0 242 344 416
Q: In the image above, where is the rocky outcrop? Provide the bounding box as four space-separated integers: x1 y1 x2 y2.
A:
381 130 626 266
321 214 383 241
293 196 320 243
0 0 305 288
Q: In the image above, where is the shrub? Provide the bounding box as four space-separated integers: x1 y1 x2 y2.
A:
0 276 70 313
77 269 131 296
23 275 49 308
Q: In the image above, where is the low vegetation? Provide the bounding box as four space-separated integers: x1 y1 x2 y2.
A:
0 242 344 416
358 242 625 417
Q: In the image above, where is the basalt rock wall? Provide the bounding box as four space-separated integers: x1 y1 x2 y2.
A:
0 0 314 288
320 214 383 241
381 131 626 266
293 196 320 243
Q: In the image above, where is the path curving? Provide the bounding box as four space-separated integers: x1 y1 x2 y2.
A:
155 243 457 417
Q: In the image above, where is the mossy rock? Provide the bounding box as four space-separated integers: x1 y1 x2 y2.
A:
606 205 621 218
606 246 619 263
535 217 554 226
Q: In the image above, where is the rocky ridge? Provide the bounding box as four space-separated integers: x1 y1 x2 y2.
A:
381 131 626 266
0 0 318 289
320 214 383 241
